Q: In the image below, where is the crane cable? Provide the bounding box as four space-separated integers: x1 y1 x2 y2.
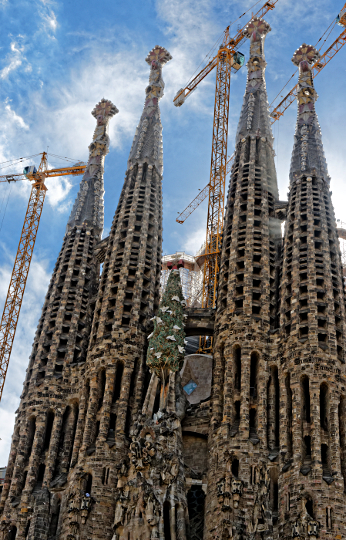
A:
181 0 268 92
270 17 338 110
0 183 13 234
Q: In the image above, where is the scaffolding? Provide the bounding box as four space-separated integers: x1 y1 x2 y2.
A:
161 250 204 307
337 220 346 274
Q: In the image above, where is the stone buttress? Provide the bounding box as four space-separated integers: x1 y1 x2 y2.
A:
0 99 117 540
57 46 172 540
277 44 346 539
204 18 282 540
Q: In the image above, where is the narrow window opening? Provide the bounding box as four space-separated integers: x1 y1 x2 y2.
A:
163 501 171 540
85 473 92 495
153 381 161 415
142 366 151 407
304 436 312 459
129 359 138 397
234 347 241 391
98 370 106 411
250 352 258 399
339 397 346 488
326 507 332 529
108 413 116 441
187 486 205 540
274 368 280 447
286 374 293 456
37 464 45 485
234 401 240 422
231 459 239 478
320 383 328 431
271 473 279 525
305 496 314 519
8 526 17 540
112 363 123 403
26 417 36 459
301 376 311 423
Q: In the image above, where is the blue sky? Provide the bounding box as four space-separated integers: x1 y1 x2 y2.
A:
0 0 345 463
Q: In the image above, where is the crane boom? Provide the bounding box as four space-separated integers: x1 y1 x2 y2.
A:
0 180 46 401
0 164 86 183
0 152 86 401
173 1 278 106
176 153 235 224
271 12 346 123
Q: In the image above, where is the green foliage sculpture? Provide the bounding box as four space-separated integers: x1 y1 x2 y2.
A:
146 269 186 380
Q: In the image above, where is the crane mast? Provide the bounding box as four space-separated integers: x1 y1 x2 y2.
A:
173 2 278 352
0 181 46 400
203 44 231 311
0 152 86 401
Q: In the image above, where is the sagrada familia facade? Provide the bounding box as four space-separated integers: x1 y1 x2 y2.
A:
1 15 345 540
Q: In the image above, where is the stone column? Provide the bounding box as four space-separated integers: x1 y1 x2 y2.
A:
81 375 98 451
98 370 114 441
23 414 46 498
116 365 132 434
44 411 63 485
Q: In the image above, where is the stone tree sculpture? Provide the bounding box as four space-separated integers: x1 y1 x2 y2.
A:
146 268 186 410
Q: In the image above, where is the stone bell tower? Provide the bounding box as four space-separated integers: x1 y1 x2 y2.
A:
0 98 118 540
277 43 346 539
56 45 172 540
204 17 282 540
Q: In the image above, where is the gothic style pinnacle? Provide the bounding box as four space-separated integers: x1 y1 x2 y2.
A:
235 16 278 197
67 99 118 235
289 43 329 183
127 45 172 175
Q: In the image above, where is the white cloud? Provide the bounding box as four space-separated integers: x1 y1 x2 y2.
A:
4 103 29 129
181 225 206 255
45 175 73 210
43 10 58 33
157 0 219 114
0 41 24 80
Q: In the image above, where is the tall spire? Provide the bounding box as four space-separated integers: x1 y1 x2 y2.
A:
67 98 118 235
127 46 172 175
235 17 278 198
289 44 329 183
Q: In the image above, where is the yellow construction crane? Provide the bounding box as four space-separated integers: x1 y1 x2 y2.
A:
0 152 86 401
176 3 346 280
173 1 279 353
177 5 346 225
270 4 346 122
176 152 235 224
173 1 279 324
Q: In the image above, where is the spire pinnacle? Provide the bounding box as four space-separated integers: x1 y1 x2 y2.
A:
67 99 118 234
289 44 328 183
234 17 278 197
235 17 274 146
127 45 172 175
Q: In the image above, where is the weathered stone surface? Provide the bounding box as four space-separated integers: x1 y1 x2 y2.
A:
2 31 346 540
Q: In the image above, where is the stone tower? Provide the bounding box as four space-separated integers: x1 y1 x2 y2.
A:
0 98 117 538
2 21 346 540
55 45 172 540
277 43 346 538
204 17 282 539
